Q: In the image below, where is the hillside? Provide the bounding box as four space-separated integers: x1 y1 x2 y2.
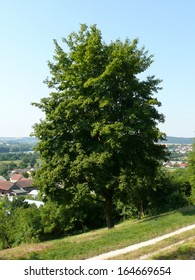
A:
1 205 195 260
0 137 38 144
161 136 194 145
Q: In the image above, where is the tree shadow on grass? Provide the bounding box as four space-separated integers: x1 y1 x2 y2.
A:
140 205 195 224
178 205 195 216
138 211 176 224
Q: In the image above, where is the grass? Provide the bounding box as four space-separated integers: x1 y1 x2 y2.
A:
1 205 195 260
150 236 195 260
0 160 20 165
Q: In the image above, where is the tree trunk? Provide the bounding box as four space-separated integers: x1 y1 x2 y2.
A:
137 199 144 220
105 197 114 229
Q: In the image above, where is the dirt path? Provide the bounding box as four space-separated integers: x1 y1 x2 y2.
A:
87 224 195 260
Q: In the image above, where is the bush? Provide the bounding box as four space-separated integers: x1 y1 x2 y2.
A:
11 205 42 246
0 209 13 249
147 170 192 215
39 201 68 239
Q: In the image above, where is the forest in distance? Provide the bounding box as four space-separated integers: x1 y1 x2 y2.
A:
161 136 194 145
0 135 194 145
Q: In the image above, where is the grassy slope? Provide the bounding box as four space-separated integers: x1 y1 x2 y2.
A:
1 205 195 260
151 238 195 260
109 228 195 260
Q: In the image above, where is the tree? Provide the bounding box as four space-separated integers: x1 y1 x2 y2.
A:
0 209 12 249
188 141 195 201
32 24 167 228
147 168 191 214
0 164 9 180
19 160 28 169
12 206 42 245
30 157 37 168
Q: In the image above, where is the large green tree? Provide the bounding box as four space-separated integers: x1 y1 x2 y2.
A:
32 24 167 228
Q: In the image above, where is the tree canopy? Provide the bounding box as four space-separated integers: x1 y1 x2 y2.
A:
32 24 167 228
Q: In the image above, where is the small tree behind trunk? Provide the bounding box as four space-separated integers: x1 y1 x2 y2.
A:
104 195 114 229
137 199 144 220
105 200 114 228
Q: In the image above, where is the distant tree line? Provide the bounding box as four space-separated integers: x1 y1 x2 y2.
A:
0 152 39 163
0 143 35 153
0 153 39 179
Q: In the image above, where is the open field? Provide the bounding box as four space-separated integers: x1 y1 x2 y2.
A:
0 160 20 165
1 205 195 260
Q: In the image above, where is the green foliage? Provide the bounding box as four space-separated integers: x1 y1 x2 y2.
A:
115 174 151 219
22 172 29 178
7 196 29 211
19 161 28 169
0 138 37 154
0 209 13 249
0 152 39 163
1 205 195 260
0 152 39 179
39 197 105 238
0 176 193 251
32 24 168 228
188 141 195 194
0 164 9 179
147 169 191 215
12 206 42 245
30 157 37 168
39 201 69 239
0 195 106 248
0 198 42 248
115 168 192 218
170 169 192 197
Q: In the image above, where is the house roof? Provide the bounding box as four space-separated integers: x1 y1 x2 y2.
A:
179 163 188 167
15 179 33 189
10 174 24 181
0 181 15 191
19 177 30 181
12 168 34 174
12 189 27 195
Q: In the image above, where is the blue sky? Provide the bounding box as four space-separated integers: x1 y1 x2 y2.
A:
0 0 194 137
